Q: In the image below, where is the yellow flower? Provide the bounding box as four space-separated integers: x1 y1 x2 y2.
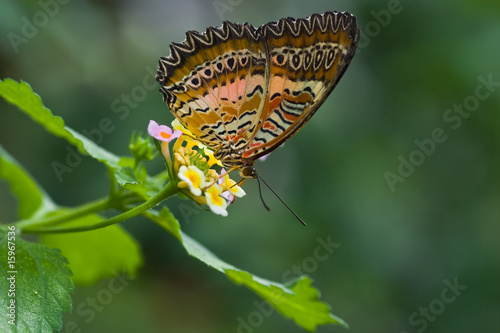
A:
205 184 228 217
203 147 223 167
178 165 206 196
171 119 194 137
147 119 248 217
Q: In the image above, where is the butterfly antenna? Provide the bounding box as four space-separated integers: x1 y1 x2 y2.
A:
256 174 307 226
256 176 271 211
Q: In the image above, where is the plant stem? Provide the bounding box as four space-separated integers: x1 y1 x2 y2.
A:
22 181 179 234
16 197 110 229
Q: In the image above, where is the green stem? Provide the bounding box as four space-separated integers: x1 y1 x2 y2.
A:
15 191 141 231
107 165 119 198
16 197 110 229
22 181 179 234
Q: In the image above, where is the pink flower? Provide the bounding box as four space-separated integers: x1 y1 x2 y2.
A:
258 153 270 162
221 190 235 204
147 120 182 143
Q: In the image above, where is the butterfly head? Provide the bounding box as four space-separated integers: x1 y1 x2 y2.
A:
239 165 258 179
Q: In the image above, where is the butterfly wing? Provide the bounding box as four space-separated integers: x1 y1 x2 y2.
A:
157 11 359 171
157 21 268 151
241 11 360 160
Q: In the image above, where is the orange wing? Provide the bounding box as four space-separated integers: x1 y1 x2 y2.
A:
157 11 359 167
242 12 359 160
157 21 268 151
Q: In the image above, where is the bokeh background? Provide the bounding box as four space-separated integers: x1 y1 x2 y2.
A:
1 0 499 332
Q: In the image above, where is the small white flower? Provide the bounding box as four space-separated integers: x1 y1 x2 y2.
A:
205 184 228 217
178 165 206 196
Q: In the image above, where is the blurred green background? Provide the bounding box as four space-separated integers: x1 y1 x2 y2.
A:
1 0 499 332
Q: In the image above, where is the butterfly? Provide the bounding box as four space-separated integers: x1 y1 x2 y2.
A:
156 11 359 178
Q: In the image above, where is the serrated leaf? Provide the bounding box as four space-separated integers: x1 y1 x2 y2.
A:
0 144 56 220
115 166 164 200
0 231 73 333
40 213 143 286
115 167 140 186
0 79 120 170
115 166 149 199
226 271 347 331
151 211 347 331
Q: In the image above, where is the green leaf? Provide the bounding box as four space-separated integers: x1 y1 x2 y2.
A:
0 144 56 220
115 166 163 200
226 271 347 331
115 167 142 187
144 207 182 242
66 128 121 168
0 79 120 170
40 213 143 286
151 211 347 331
0 230 73 333
181 232 234 272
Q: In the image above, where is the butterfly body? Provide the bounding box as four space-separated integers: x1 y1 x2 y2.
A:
212 143 257 178
157 11 360 178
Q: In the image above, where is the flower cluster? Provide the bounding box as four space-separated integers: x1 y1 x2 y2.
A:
148 120 245 216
